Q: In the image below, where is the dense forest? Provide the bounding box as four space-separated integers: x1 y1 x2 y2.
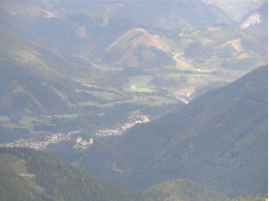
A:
0 147 266 201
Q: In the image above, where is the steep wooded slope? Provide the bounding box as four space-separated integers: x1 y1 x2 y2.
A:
112 65 268 197
0 147 230 201
0 25 107 115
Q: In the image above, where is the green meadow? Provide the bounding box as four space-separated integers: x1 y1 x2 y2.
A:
76 89 121 101
129 75 154 86
125 87 156 93
173 57 193 70
58 114 80 119
0 116 9 121
80 96 176 107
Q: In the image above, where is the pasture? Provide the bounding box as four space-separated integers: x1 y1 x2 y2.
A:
81 95 176 107
173 57 193 70
0 116 9 121
58 114 80 119
125 87 156 93
128 75 154 86
76 89 121 101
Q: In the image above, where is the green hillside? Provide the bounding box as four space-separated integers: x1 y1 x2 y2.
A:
0 24 121 115
0 0 266 107
0 147 145 201
41 65 268 198
110 65 267 197
0 147 266 201
0 1 267 200
0 147 235 201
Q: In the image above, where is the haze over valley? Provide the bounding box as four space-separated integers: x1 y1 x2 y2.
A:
0 0 267 200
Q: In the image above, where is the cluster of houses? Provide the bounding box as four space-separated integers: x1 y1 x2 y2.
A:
73 136 93 149
8 139 48 150
95 113 150 136
122 114 149 131
4 130 82 150
45 133 71 142
133 96 147 99
95 128 120 137
45 114 59 118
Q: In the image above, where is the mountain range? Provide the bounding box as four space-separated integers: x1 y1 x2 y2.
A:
0 0 267 200
201 0 267 21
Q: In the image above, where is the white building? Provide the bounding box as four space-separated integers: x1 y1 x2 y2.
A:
76 136 82 143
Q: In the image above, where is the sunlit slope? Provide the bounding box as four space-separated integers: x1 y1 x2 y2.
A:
113 65 268 197
238 3 268 35
0 147 231 201
0 25 89 79
0 0 55 22
28 16 268 72
177 26 267 71
104 28 175 68
23 10 142 65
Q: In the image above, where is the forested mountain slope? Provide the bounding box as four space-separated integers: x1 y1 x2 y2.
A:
0 24 111 115
43 65 268 198
112 65 268 197
0 147 232 201
32 0 235 30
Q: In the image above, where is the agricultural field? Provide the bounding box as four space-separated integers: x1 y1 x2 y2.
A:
125 87 156 93
128 75 155 86
173 57 193 70
58 114 80 119
76 89 121 101
82 95 177 107
19 117 36 127
0 116 9 121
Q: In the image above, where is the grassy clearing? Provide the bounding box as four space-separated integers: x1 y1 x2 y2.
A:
76 89 120 101
125 87 156 93
58 114 79 119
82 84 125 95
174 58 193 70
0 116 9 121
90 91 120 100
19 117 36 127
81 96 176 107
98 113 105 117
35 119 50 124
1 122 34 132
129 75 154 86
